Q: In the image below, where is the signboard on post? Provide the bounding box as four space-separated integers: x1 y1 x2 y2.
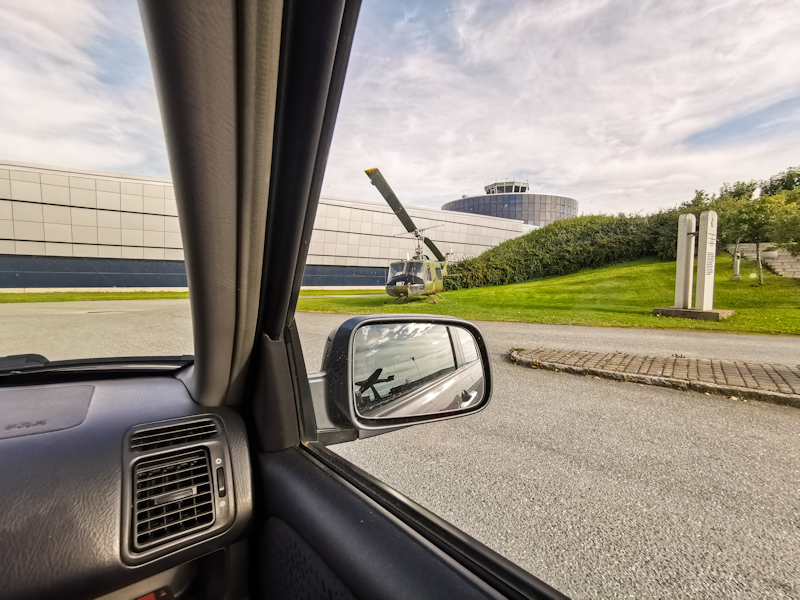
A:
695 211 717 311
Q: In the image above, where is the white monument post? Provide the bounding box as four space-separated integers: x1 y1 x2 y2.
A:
655 209 733 320
674 213 696 309
695 210 717 311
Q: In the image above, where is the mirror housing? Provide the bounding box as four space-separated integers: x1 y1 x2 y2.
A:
308 315 493 444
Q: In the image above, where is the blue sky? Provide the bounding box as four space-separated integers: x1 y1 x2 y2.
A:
0 0 798 214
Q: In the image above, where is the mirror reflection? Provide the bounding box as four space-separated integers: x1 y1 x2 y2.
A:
353 323 485 419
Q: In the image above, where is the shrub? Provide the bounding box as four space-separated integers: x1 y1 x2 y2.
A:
647 209 681 260
449 215 655 288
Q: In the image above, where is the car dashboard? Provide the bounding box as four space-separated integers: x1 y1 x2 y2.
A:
0 377 252 600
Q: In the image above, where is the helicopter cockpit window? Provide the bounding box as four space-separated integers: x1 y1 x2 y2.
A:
407 262 424 278
389 262 405 280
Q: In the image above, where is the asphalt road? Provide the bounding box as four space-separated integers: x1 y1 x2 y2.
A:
0 302 798 598
1 299 798 365
296 313 800 371
0 299 193 360
297 313 800 600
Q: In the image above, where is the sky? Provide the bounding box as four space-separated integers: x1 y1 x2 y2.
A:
0 0 798 214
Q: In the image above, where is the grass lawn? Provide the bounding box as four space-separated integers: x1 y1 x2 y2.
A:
299 289 384 296
0 291 190 303
297 253 800 335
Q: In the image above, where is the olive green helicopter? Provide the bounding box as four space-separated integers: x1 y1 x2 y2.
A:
365 168 451 303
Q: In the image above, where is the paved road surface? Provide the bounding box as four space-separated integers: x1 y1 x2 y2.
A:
0 302 798 598
0 299 193 360
296 312 800 371
299 313 800 600
1 300 798 365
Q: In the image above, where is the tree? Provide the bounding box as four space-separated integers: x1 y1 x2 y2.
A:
709 186 756 266
761 166 800 196
768 188 800 257
725 196 783 284
719 180 760 202
680 189 714 211
713 193 757 266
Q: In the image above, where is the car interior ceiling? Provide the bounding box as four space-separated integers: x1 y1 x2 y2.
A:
0 1 564 599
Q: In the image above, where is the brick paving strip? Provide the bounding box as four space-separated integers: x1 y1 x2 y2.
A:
508 348 800 409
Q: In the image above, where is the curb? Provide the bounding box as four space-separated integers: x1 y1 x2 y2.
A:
508 350 800 410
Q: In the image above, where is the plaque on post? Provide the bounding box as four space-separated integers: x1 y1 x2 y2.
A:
654 210 734 321
695 211 717 311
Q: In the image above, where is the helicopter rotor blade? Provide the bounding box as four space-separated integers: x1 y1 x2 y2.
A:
365 168 417 233
423 238 446 262
422 236 446 262
365 168 446 261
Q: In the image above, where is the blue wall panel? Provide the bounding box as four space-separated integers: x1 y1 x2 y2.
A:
0 255 188 288
0 255 386 288
301 265 387 287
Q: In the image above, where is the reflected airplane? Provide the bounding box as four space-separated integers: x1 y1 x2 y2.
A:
355 368 395 402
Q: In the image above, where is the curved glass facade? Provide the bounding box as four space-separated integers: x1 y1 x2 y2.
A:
442 193 578 228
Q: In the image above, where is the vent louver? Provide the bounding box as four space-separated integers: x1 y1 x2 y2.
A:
130 419 218 451
132 448 215 550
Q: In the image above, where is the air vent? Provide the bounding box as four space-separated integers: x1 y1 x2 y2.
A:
130 419 218 451
132 448 215 550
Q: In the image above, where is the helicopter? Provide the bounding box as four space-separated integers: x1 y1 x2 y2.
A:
365 168 450 302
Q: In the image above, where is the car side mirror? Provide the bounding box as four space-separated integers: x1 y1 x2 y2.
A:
307 315 492 444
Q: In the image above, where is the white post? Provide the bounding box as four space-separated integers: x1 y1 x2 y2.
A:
731 253 741 280
675 214 696 309
695 211 718 311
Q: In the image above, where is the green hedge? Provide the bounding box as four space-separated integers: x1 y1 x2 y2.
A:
448 215 658 289
446 166 800 290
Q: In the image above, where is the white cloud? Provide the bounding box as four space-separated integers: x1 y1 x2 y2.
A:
0 0 168 176
323 0 800 214
0 0 796 215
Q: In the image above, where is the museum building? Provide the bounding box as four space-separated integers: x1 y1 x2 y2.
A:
442 180 578 228
0 162 533 289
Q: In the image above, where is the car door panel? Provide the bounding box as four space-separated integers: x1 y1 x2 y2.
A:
258 447 503 600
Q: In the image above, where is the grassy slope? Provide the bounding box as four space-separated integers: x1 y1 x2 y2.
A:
0 291 190 303
297 253 800 335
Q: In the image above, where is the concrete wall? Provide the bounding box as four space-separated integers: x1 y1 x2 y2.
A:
0 162 531 288
307 195 532 268
0 162 180 262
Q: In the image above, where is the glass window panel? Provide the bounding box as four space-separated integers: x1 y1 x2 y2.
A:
456 328 479 364
388 262 404 279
